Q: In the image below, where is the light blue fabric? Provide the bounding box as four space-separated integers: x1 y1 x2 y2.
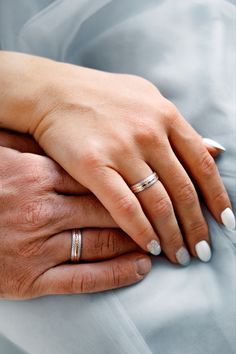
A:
0 1 235 353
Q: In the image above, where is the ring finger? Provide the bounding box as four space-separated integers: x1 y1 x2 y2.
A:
120 159 191 266
45 228 141 266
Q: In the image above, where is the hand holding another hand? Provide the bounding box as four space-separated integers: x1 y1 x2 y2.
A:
0 126 227 299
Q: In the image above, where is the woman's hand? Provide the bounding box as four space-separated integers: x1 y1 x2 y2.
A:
0 51 234 267
0 145 151 299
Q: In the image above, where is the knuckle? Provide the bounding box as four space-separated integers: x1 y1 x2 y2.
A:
69 271 79 293
19 156 45 185
188 220 208 239
104 230 120 254
17 198 53 230
162 100 179 122
135 224 153 240
9 155 54 192
152 196 172 218
176 182 196 206
126 74 156 91
134 125 162 147
199 153 216 177
114 194 138 217
213 189 227 205
165 230 182 249
93 229 117 257
79 271 96 293
92 229 106 257
79 149 103 171
15 238 47 259
109 263 124 288
93 230 129 257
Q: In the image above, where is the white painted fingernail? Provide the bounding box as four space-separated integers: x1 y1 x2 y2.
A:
195 241 211 262
176 247 191 266
221 207 236 231
147 240 161 255
202 138 226 152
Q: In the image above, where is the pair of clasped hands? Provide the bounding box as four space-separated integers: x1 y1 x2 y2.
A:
0 51 235 300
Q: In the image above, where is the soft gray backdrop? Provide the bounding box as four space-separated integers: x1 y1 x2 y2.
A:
0 1 235 353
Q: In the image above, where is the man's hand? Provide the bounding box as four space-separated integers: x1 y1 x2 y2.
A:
0 144 151 299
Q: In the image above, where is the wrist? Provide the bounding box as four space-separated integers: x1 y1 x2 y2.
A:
0 51 57 134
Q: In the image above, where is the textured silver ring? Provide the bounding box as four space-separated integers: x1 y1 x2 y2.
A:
130 172 159 194
71 229 82 262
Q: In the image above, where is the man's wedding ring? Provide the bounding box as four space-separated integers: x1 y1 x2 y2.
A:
71 229 82 262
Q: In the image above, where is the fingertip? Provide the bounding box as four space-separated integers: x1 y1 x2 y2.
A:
147 239 161 255
195 240 212 262
135 254 152 276
175 246 191 266
202 138 226 152
221 207 236 231
206 145 221 158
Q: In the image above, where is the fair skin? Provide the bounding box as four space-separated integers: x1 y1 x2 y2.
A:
0 130 220 299
0 51 233 265
0 131 152 300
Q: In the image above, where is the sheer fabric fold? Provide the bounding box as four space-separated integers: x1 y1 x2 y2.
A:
0 1 235 353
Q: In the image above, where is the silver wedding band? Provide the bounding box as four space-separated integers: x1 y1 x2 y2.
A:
71 229 82 262
130 171 159 194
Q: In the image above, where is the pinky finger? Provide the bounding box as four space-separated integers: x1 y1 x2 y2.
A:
33 253 151 296
203 138 225 158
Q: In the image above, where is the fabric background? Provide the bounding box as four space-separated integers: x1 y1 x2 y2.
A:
0 1 235 353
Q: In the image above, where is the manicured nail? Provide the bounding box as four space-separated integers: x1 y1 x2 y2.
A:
195 241 211 262
221 207 236 231
147 240 161 255
202 138 226 152
176 247 191 266
135 257 152 275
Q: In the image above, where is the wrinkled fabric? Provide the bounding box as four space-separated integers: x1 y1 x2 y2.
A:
0 1 235 353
